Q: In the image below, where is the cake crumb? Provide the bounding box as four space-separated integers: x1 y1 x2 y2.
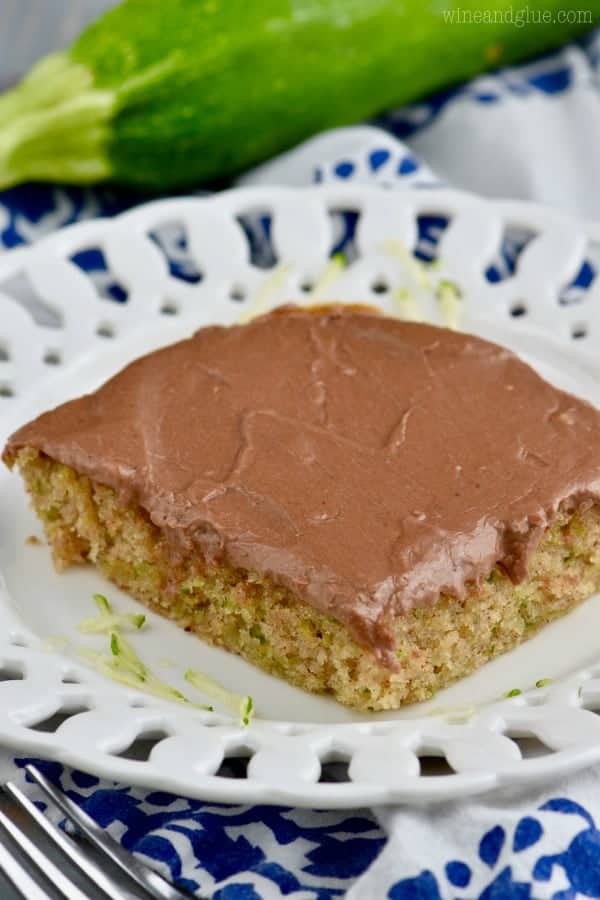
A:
26 535 42 546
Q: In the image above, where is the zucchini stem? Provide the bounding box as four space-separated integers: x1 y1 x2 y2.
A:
0 53 113 187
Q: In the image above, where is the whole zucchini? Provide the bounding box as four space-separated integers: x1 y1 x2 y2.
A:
0 0 595 191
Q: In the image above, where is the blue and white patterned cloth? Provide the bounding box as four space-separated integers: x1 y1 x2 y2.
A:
3 30 600 899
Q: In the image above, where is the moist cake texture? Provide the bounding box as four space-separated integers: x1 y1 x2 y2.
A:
5 306 600 709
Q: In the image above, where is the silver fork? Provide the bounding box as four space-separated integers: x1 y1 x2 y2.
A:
0 764 193 900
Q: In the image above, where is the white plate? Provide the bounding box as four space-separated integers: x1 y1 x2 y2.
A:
2 185 600 808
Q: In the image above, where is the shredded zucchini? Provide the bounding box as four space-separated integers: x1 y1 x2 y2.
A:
392 285 425 323
79 613 146 634
238 263 293 324
384 240 434 291
78 634 212 709
307 253 346 300
78 592 146 634
75 593 255 723
93 593 111 614
41 636 70 653
185 669 255 726
240 696 255 727
436 278 462 331
426 703 476 721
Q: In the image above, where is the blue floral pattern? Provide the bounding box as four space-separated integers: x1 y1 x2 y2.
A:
18 756 600 899
15 758 384 898
387 799 600 900
377 35 600 140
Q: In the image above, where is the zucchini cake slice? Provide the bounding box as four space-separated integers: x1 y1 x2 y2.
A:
5 305 600 710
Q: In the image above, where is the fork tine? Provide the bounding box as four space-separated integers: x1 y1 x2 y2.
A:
0 823 54 900
25 766 191 900
0 805 89 900
4 780 142 900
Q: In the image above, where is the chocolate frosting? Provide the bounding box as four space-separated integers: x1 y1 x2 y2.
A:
6 306 600 667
